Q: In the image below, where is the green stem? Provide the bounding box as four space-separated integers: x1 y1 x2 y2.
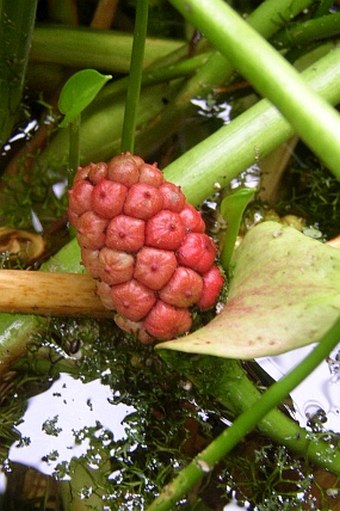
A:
148 317 340 511
121 0 149 153
30 26 183 74
0 0 38 146
168 0 340 178
68 114 81 180
271 12 340 49
101 52 208 101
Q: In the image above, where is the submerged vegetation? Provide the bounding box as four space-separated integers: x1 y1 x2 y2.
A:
0 0 339 510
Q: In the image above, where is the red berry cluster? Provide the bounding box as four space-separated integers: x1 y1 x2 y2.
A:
68 153 224 343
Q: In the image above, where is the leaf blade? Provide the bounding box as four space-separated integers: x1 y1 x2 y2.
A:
58 69 112 127
157 221 340 359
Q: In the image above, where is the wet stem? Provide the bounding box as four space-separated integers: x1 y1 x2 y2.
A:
121 0 149 153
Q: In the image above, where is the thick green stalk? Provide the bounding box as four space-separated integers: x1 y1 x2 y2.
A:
0 0 38 146
164 44 340 205
148 317 340 511
168 0 340 177
30 26 183 73
121 0 149 153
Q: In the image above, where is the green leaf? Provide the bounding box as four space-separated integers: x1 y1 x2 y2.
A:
58 69 112 128
220 188 255 270
157 221 340 359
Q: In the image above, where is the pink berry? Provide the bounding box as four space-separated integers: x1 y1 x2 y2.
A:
106 214 145 252
159 267 203 308
88 161 108 184
96 281 115 310
76 211 108 250
92 179 127 218
110 279 156 321
114 315 153 344
146 210 186 250
98 247 134 285
134 247 177 290
108 153 140 186
129 153 145 166
197 265 224 310
81 247 100 278
144 300 192 340
179 204 205 233
123 183 164 219
139 163 164 187
68 153 225 342
177 232 216 274
68 209 79 228
74 164 92 182
68 180 94 215
159 182 186 212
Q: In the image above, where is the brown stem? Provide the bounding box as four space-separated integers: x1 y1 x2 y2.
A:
0 270 113 318
91 0 119 29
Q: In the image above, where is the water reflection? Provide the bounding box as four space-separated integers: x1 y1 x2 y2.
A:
257 345 340 433
8 372 135 477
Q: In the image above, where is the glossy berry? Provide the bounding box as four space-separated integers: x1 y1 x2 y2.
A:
98 247 134 285
179 204 205 233
177 232 216 273
159 267 203 308
144 300 192 340
159 182 186 212
92 180 127 218
197 266 224 310
124 183 164 219
76 211 108 250
68 180 94 215
106 214 145 252
110 279 156 321
145 210 186 250
68 152 225 342
139 163 164 187
134 247 177 290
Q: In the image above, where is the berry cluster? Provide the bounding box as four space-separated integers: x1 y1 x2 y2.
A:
68 153 224 343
